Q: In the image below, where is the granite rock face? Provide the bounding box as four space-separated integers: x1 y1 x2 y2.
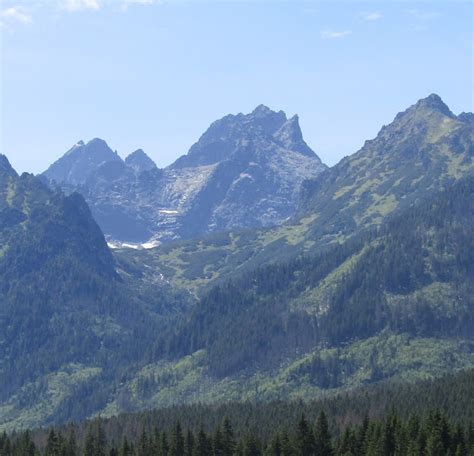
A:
43 106 326 244
44 138 122 185
125 149 157 173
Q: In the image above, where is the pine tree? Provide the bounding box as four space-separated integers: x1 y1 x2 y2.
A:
314 411 332 456
194 427 211 456
66 426 78 456
279 431 293 456
222 417 236 456
235 441 245 456
185 429 194 456
295 414 314 456
120 437 131 456
1 435 12 456
19 430 36 456
450 424 465 455
364 423 382 456
381 412 397 456
95 418 107 456
425 430 445 456
171 422 185 456
406 414 420 442
138 428 149 456
214 425 225 456
243 436 261 456
160 432 170 456
84 427 95 456
337 427 356 456
356 415 369 455
268 434 281 456
45 429 60 456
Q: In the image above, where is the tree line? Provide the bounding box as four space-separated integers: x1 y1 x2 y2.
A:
2 409 473 456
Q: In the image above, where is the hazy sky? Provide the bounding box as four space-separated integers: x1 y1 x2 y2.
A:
1 0 473 174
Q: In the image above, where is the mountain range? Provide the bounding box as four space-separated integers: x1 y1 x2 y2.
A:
43 105 326 245
0 94 473 431
117 94 473 293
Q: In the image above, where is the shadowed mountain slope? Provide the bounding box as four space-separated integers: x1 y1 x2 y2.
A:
43 106 326 244
117 94 473 294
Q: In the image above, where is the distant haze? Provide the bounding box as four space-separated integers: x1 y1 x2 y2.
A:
1 0 472 174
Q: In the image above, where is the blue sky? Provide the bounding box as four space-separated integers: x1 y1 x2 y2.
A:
1 0 472 174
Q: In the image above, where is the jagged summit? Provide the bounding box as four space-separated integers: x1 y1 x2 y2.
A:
125 149 157 173
458 112 474 124
251 104 285 118
252 104 272 114
374 93 459 145
171 105 317 169
44 138 121 185
89 137 110 147
273 115 315 158
43 106 325 244
300 93 473 225
247 104 288 135
411 93 455 117
389 93 454 125
0 154 18 177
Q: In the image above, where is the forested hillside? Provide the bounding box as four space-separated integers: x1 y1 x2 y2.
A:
0 157 188 430
115 94 473 294
96 175 474 415
165 175 474 376
4 368 474 455
1 95 472 431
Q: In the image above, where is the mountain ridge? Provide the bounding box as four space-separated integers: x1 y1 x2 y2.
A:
0 160 190 429
2 94 473 431
42 105 326 244
118 94 473 295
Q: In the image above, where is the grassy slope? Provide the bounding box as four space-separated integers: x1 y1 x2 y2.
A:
115 97 473 296
96 334 473 420
2 97 473 430
97 176 474 420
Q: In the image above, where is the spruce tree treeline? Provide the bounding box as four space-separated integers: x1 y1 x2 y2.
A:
2 410 473 455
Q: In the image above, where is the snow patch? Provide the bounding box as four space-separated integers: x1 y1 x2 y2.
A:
141 240 160 249
107 240 160 250
159 209 179 215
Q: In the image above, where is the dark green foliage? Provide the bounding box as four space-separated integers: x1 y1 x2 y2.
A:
170 422 184 456
0 163 189 426
222 417 236 456
194 427 211 456
295 414 314 455
3 408 473 456
314 411 333 456
1 104 474 431
164 176 474 377
15 368 473 455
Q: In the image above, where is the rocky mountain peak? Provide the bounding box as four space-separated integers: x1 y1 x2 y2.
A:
374 93 459 146
252 104 271 114
273 115 318 159
412 93 455 117
43 138 122 185
248 104 288 135
275 115 302 141
0 154 18 177
171 106 298 169
125 149 157 173
390 93 455 126
458 112 474 125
